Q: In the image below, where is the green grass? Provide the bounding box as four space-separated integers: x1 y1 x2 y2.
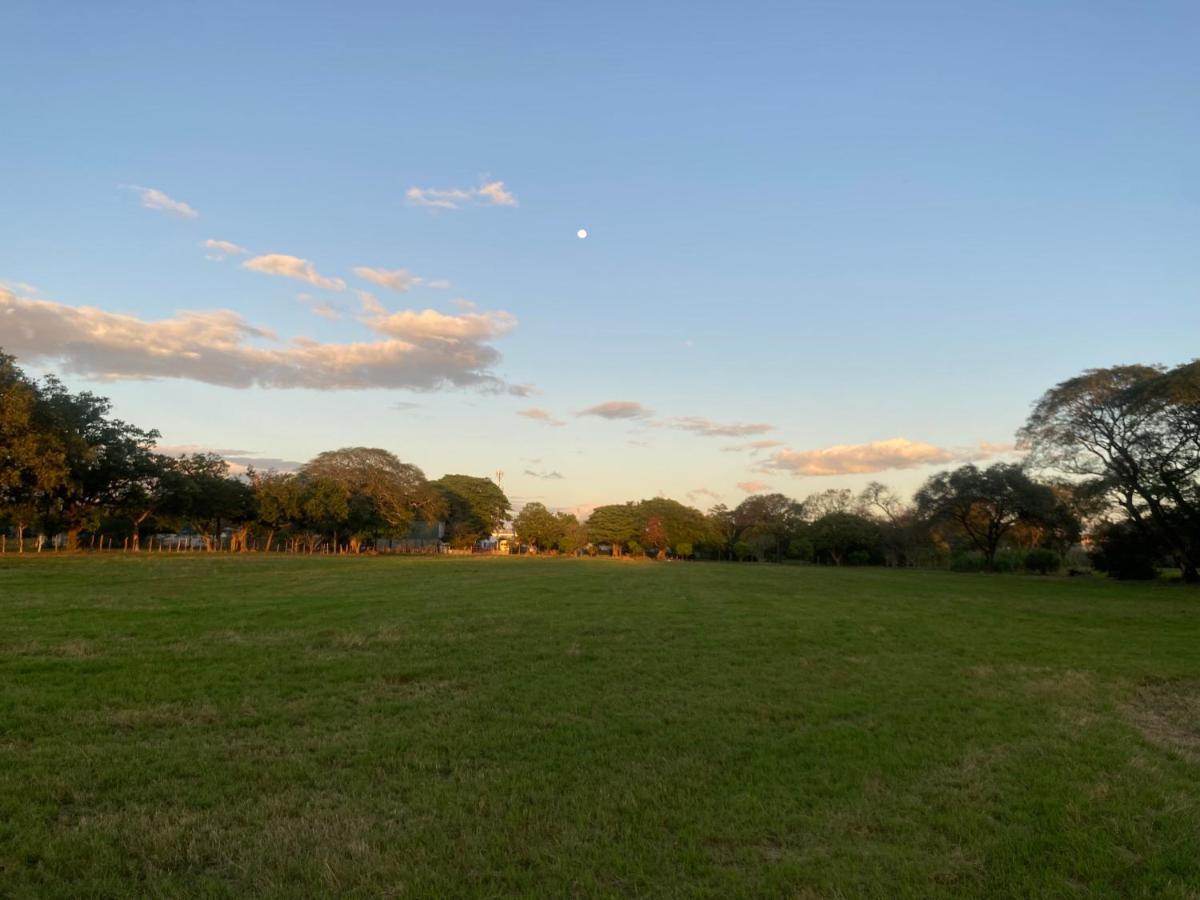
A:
1 556 1198 898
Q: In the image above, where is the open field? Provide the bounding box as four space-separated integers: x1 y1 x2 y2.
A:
1 557 1198 898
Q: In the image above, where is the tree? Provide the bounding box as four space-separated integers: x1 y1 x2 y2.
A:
733 493 801 562
512 502 563 551
799 488 852 522
159 453 255 550
37 375 159 550
250 470 302 552
0 353 66 551
434 474 511 549
555 513 588 555
632 497 710 557
915 463 1060 571
1019 362 1200 582
302 447 444 537
586 504 639 555
810 512 881 565
111 453 176 551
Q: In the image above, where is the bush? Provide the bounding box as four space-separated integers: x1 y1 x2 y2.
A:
1023 548 1059 575
846 550 871 566
674 542 693 559
733 541 753 561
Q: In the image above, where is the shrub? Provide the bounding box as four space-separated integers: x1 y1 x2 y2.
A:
674 542 693 559
1023 548 1059 575
950 551 985 572
846 550 871 566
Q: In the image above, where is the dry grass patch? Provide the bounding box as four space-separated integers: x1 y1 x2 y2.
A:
1124 679 1200 762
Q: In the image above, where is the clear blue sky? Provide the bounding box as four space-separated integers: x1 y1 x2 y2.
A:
2 1 1197 512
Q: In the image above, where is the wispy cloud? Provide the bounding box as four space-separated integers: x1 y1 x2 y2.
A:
666 416 774 438
296 293 343 320
0 285 521 393
524 469 564 480
153 443 303 476
737 480 772 494
243 254 346 291
518 407 566 427
393 401 422 411
353 266 420 292
121 184 199 219
687 487 722 503
406 179 518 210
578 400 654 420
722 439 784 454
202 239 248 260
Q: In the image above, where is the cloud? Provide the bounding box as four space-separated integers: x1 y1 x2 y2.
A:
0 285 521 393
296 293 342 320
737 480 772 494
476 180 518 207
524 469 564 480
121 185 199 219
667 416 774 438
578 400 654 420
202 239 248 260
518 407 566 427
687 487 722 503
393 401 422 410
427 280 452 290
761 437 961 477
243 254 346 291
406 179 518 210
722 439 784 454
353 267 421 293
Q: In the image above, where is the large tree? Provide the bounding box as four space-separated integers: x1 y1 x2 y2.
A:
586 504 639 555
915 463 1060 570
733 493 801 562
512 501 563 551
302 447 444 541
37 375 159 550
1019 362 1200 582
0 354 67 550
434 474 511 549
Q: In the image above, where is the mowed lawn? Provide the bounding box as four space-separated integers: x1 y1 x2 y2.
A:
1 557 1198 898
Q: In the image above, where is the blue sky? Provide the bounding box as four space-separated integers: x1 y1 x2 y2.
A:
2 1 1198 512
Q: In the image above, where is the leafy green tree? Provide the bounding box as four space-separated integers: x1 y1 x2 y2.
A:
250 470 302 552
37 375 159 550
915 463 1059 571
302 447 444 537
159 453 255 550
733 493 801 562
0 353 66 550
513 501 563 551
810 512 881 565
555 512 588 555
586 503 639 555
632 497 710 557
434 474 511 549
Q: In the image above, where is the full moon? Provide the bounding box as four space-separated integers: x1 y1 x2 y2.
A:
576 228 588 239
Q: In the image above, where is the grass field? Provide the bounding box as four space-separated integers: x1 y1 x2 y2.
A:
1 556 1198 898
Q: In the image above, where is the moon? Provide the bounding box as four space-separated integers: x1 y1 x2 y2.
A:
576 228 588 239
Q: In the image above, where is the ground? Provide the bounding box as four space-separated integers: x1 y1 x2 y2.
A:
1 556 1198 898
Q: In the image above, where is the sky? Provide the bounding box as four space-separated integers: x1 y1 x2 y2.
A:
2 1 1198 514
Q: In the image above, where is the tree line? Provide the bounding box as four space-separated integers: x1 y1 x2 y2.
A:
1 350 1196 580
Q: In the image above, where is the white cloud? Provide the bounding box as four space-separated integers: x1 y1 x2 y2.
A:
476 180 518 207
761 437 960 477
121 185 198 219
578 400 654 420
153 443 303 476
667 416 774 438
722 439 784 454
518 407 566 427
406 179 518 210
353 267 421 292
243 254 346 291
0 285 521 393
202 239 248 260
686 487 722 503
